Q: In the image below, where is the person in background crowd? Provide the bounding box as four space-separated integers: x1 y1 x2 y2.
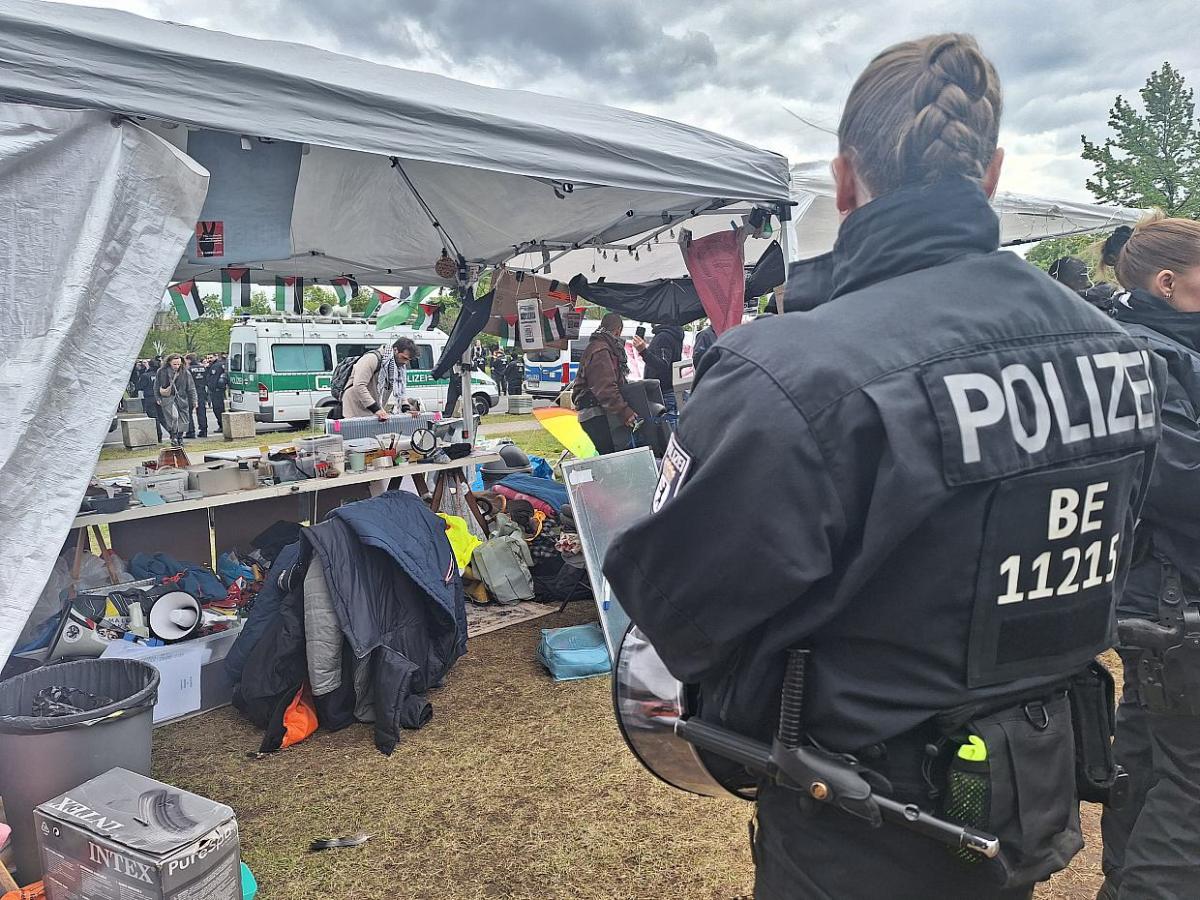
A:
204 353 228 427
505 351 525 397
138 358 162 443
129 359 147 395
1049 255 1119 315
605 33 1164 900
343 337 418 421
572 312 636 454
491 348 508 396
692 324 717 371
633 324 685 413
472 340 488 371
1097 215 1200 900
156 353 197 448
185 353 209 438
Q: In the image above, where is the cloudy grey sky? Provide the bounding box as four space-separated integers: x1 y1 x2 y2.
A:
64 0 1199 200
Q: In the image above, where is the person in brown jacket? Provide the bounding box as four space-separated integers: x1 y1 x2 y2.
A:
571 313 637 454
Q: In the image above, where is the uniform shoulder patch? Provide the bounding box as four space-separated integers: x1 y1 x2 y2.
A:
652 434 692 513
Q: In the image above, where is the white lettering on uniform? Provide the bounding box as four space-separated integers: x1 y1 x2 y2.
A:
1075 355 1108 438
1081 482 1108 534
1049 488 1080 540
1042 361 1091 444
1001 363 1051 453
944 372 1006 464
1094 352 1135 435
1125 350 1157 429
943 350 1157 466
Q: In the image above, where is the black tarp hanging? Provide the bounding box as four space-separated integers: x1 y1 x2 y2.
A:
568 241 787 326
431 290 495 379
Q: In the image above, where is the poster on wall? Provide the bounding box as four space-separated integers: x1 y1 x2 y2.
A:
517 297 545 350
563 309 584 339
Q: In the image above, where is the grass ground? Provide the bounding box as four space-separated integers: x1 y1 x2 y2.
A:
152 603 1114 900
153 604 758 900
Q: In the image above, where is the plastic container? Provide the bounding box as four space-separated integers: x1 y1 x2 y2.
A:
0 658 159 882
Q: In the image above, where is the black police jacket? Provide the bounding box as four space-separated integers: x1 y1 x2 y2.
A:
603 178 1165 751
188 362 208 395
1115 289 1200 616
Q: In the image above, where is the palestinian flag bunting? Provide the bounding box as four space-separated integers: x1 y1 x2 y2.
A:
275 276 305 314
375 285 437 329
413 302 441 331
497 315 518 347
542 306 569 343
220 267 251 308
168 281 204 322
332 276 359 305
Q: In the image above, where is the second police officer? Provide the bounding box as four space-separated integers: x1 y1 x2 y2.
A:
605 33 1165 900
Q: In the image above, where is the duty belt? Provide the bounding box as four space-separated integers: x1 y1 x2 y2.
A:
1118 562 1200 716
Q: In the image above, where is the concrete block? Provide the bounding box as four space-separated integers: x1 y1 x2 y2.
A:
222 410 256 440
507 395 534 414
120 396 144 414
121 416 159 449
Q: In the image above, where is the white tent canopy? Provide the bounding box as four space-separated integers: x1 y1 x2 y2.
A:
0 0 790 286
522 161 1141 285
0 0 795 666
789 160 1142 259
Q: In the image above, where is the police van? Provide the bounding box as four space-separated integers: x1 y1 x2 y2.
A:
523 319 692 399
228 317 499 425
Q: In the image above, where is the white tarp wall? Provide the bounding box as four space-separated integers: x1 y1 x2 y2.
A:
0 105 208 667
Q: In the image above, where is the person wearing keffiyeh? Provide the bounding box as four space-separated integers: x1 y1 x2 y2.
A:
342 337 419 420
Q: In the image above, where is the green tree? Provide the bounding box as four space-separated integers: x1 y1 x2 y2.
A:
1082 62 1200 217
1024 232 1105 278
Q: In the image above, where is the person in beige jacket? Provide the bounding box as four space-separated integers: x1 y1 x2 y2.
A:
342 337 419 420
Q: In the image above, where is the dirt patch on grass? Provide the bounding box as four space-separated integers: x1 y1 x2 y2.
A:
153 609 1112 899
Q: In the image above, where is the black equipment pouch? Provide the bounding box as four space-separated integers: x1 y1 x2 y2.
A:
1118 563 1200 716
935 689 1082 887
1067 662 1127 806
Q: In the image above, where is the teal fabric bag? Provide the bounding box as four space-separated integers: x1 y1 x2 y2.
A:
538 623 611 681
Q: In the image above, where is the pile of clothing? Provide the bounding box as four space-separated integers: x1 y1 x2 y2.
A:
464 471 591 608
226 491 467 756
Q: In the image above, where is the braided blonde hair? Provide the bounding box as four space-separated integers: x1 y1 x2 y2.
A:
838 34 1002 196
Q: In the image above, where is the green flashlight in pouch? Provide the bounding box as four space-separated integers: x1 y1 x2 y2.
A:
945 735 990 864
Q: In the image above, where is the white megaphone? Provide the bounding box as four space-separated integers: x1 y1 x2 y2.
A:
149 591 202 642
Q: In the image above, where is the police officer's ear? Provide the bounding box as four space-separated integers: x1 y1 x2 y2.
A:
981 148 1005 200
832 154 869 219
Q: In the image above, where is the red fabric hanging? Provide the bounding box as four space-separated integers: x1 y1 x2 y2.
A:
683 229 746 335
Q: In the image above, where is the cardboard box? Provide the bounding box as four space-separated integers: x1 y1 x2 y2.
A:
35 768 241 900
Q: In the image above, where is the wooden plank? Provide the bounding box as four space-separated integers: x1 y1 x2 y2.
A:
75 454 501 528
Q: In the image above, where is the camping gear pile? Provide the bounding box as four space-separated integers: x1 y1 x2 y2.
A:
449 445 590 609
12 544 273 665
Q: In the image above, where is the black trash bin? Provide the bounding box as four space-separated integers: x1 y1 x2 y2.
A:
0 658 159 882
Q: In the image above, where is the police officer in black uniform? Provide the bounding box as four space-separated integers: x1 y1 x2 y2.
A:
1097 216 1200 900
205 354 228 427
604 34 1165 900
185 353 209 438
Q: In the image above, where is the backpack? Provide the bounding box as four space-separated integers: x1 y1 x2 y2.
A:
330 349 380 400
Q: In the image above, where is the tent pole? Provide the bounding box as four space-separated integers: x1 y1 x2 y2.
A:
774 202 795 314
462 346 475 445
